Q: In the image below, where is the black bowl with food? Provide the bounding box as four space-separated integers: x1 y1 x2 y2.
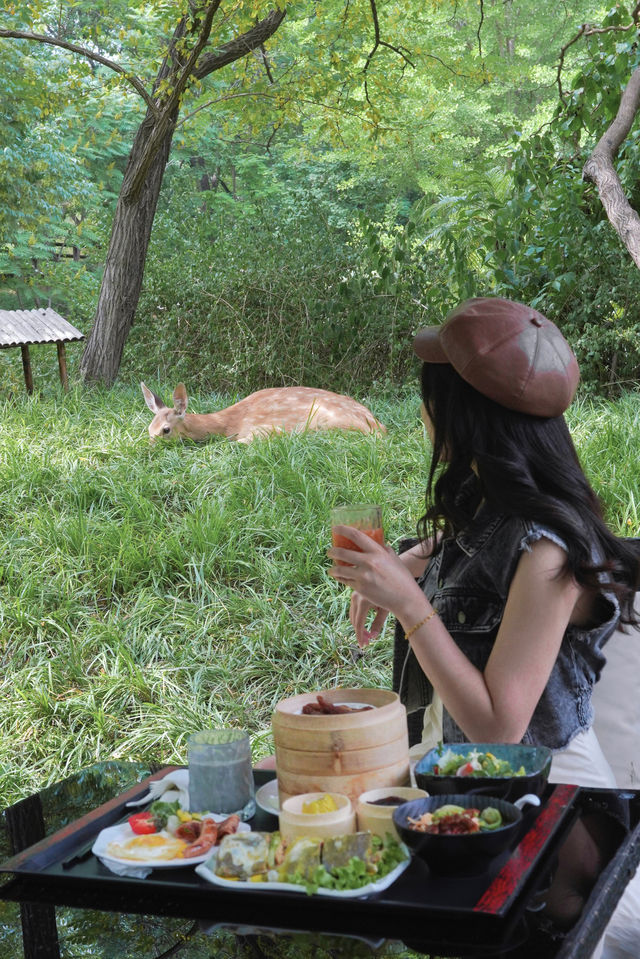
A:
414 743 552 802
392 793 540 876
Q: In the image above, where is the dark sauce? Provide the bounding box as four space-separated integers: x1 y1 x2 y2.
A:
368 796 407 806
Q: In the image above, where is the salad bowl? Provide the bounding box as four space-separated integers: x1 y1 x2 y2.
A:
414 743 552 802
392 793 540 876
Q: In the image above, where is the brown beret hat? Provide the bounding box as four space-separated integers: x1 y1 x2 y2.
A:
413 297 580 417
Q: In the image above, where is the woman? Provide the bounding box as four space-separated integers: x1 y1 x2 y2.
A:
328 297 639 957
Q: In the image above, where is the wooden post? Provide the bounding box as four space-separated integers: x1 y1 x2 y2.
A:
56 342 69 391
20 344 33 394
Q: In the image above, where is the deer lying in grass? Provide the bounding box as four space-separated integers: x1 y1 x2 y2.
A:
141 382 386 443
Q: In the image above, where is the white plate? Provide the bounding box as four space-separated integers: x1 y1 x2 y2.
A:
255 779 280 814
92 816 250 869
195 847 410 898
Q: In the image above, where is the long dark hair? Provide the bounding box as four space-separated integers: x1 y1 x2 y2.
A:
418 362 639 622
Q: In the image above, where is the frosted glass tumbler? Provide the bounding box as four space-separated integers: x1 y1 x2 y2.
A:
188 729 256 820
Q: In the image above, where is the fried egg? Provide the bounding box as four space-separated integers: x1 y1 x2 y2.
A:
106 832 188 862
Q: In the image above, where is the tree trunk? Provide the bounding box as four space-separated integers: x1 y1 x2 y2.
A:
79 110 177 385
583 64 640 270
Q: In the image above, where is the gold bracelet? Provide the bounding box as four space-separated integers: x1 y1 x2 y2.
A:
404 608 438 641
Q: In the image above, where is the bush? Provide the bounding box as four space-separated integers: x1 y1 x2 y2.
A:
125 155 422 395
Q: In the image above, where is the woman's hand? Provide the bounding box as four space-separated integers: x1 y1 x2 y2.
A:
328 526 430 648
349 590 388 649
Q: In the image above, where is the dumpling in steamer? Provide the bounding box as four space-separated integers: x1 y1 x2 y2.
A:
215 832 272 879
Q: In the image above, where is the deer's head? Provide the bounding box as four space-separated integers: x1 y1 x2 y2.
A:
141 382 189 441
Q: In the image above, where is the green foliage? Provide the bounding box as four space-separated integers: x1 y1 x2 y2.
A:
125 150 418 393
2 0 638 394
0 31 124 310
342 2 640 396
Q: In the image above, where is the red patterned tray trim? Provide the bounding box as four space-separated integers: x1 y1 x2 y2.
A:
473 783 579 915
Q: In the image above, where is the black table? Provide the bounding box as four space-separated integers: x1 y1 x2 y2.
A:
2 762 639 959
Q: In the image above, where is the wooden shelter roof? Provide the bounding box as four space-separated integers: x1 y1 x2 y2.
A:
0 308 84 348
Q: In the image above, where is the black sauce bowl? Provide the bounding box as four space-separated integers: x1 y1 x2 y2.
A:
392 793 540 877
414 743 552 802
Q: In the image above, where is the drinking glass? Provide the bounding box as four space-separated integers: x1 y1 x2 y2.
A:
188 729 256 820
330 504 384 565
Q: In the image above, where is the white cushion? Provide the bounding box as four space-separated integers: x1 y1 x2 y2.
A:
592 595 640 789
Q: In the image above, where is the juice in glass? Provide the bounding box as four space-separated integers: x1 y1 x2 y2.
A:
330 505 384 564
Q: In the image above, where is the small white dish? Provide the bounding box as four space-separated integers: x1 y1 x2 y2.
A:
278 792 355 842
255 779 280 814
356 786 428 840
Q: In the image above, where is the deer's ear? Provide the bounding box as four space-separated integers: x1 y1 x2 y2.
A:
141 382 165 413
173 383 188 417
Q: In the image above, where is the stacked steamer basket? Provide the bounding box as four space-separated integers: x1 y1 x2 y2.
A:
272 687 410 805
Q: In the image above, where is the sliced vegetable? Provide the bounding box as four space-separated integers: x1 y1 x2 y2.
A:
479 807 503 831
456 762 476 777
432 804 466 821
434 748 527 778
128 811 159 835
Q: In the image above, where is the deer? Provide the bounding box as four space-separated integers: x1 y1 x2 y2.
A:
141 382 386 443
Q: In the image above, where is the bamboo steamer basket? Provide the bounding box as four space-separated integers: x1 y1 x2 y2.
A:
272 687 410 805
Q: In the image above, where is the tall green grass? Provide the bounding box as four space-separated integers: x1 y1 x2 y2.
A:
1 384 639 807
0 382 423 805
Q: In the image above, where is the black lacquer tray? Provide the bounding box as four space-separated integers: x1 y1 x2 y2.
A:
2 767 639 958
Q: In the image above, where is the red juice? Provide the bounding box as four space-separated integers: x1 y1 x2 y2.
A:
332 525 384 565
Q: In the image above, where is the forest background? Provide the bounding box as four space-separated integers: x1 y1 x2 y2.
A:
2 3 640 956
3 0 640 395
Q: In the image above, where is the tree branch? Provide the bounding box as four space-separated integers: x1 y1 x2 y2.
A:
556 24 586 100
124 0 277 203
0 28 159 116
583 65 640 269
556 7 640 100
176 90 383 131
477 0 484 60
160 0 222 116
193 8 286 79
362 0 415 107
258 43 275 84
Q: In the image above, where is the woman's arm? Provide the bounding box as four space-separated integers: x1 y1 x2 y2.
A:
329 528 581 743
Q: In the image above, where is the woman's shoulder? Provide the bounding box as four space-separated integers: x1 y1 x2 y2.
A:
520 522 569 555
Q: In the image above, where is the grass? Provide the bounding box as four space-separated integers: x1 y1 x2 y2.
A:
1 381 639 958
0 380 430 807
2 383 640 802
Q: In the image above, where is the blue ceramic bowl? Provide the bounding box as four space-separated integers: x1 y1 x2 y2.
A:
392 793 539 876
414 743 552 802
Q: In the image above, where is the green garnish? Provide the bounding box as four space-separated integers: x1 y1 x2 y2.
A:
286 834 407 895
148 799 181 828
479 807 503 831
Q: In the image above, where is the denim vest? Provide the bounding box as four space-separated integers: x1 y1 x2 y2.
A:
397 504 620 750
